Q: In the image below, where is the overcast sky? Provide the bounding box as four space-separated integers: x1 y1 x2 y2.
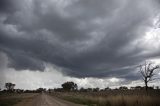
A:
0 0 160 89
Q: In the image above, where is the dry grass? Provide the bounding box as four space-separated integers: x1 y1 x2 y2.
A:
51 90 160 106
0 93 38 106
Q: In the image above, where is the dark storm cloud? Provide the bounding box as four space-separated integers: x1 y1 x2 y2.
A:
0 0 21 14
0 0 160 80
0 0 15 13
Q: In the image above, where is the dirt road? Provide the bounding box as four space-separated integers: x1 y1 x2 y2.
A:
15 93 84 106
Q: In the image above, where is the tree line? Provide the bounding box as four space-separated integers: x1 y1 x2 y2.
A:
0 61 159 93
0 81 159 94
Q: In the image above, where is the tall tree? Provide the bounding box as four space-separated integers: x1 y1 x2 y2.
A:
139 62 159 91
5 82 16 91
62 81 78 91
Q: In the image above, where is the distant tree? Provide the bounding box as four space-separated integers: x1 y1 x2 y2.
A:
119 86 128 90
130 86 144 90
87 88 93 92
104 87 111 91
93 88 99 92
79 87 88 92
54 88 63 92
139 62 159 91
14 89 24 93
5 82 16 91
24 90 35 93
48 89 54 93
156 86 159 90
61 81 78 91
36 88 46 93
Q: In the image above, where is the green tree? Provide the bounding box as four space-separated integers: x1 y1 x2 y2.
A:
62 81 78 91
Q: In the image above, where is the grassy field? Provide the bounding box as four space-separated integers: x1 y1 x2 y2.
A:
0 93 38 106
1 90 160 106
50 90 160 106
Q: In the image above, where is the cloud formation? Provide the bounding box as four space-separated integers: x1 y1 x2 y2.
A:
0 0 160 82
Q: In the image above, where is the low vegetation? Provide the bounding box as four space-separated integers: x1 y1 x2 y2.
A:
0 93 38 106
51 90 160 106
0 98 21 106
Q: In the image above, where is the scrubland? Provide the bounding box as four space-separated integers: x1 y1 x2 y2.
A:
51 90 160 106
0 93 37 106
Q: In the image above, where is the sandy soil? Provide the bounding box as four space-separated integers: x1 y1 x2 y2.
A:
14 93 84 106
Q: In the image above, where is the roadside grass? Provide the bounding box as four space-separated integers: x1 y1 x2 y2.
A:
0 98 22 106
0 93 38 106
51 91 160 106
60 95 160 106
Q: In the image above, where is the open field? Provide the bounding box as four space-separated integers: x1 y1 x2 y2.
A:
50 90 160 106
0 93 38 106
1 90 160 106
0 93 85 106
